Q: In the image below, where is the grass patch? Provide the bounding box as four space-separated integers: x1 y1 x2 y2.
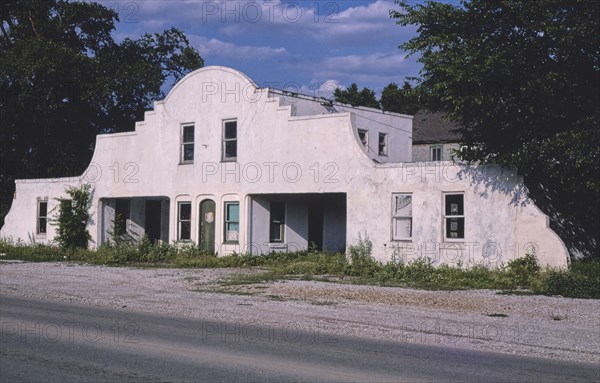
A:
1 238 598 299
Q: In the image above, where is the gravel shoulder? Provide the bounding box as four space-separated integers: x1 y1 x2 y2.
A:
1 261 598 363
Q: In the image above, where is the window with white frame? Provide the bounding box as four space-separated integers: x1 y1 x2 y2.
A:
222 119 237 161
358 129 368 148
392 194 412 240
269 202 285 243
378 133 388 156
444 193 464 239
178 202 191 241
224 202 239 242
181 124 194 163
37 199 48 235
430 145 443 161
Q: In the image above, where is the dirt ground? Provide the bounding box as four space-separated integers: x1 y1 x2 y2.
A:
1 261 599 363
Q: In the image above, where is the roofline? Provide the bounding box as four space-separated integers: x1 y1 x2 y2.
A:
413 139 462 145
267 88 413 119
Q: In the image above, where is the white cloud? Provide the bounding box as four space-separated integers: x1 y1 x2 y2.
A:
218 0 411 46
188 35 288 61
309 51 418 88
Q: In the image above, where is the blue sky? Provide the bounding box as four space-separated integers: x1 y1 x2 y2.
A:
98 0 424 98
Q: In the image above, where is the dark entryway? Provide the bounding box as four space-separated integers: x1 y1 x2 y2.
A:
308 202 324 251
145 200 162 244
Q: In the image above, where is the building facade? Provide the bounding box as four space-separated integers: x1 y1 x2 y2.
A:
0 66 569 267
412 110 462 162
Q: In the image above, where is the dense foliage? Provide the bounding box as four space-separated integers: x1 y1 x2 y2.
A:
391 0 600 259
0 0 204 226
54 184 92 248
333 83 380 108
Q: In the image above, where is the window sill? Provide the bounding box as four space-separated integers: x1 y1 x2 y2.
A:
179 161 194 166
221 158 237 163
390 238 412 242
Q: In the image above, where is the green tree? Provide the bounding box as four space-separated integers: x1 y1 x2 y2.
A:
334 83 380 108
391 0 599 259
54 184 92 249
380 81 422 114
0 0 204 226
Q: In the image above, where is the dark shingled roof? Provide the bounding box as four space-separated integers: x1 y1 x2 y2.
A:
412 110 462 144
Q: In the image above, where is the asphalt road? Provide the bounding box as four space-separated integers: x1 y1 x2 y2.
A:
0 295 598 383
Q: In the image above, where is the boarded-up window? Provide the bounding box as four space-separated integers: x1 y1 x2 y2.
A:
392 194 412 240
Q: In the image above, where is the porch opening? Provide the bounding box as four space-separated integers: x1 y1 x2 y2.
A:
100 197 170 244
248 193 346 255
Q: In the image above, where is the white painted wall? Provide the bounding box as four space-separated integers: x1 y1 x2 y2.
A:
0 66 569 268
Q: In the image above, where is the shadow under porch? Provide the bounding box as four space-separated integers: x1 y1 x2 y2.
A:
247 193 346 255
99 197 170 245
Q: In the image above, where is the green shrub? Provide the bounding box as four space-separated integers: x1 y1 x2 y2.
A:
506 253 540 288
53 185 92 249
532 259 600 299
347 234 380 277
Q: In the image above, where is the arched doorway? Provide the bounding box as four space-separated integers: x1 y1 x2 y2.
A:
199 199 216 254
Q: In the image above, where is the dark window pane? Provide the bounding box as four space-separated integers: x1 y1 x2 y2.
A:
358 130 367 146
183 125 194 142
38 218 47 234
224 121 237 139
39 202 47 217
270 202 285 242
379 133 387 155
271 202 285 223
183 143 194 161
180 222 191 240
225 141 237 158
445 194 464 215
446 217 464 239
180 203 191 220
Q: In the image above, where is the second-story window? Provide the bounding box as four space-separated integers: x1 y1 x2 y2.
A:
430 145 443 161
358 129 368 148
378 133 388 156
222 119 237 161
181 124 194 163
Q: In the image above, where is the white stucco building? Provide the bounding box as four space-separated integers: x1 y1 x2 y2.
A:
0 66 569 267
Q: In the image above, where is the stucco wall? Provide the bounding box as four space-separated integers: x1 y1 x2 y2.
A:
0 66 568 268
